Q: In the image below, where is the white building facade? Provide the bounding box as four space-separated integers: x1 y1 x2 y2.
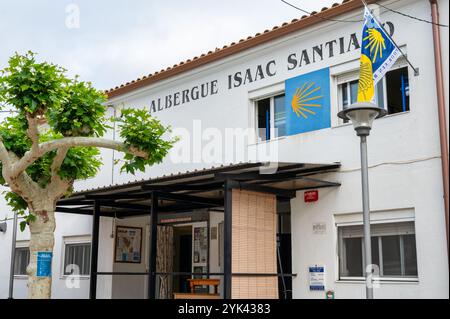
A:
0 0 448 299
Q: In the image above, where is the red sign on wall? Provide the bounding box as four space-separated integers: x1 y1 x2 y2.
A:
304 190 319 202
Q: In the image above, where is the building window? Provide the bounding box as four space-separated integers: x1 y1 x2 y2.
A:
63 242 91 276
338 221 418 279
255 94 286 141
338 65 410 123
14 247 30 276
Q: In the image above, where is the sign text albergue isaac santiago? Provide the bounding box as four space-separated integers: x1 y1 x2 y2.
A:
149 23 394 114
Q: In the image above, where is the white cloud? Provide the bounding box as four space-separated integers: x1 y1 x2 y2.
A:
0 0 339 90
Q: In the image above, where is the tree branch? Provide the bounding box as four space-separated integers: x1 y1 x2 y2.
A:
50 147 68 178
4 170 40 205
47 146 72 198
15 171 39 200
0 138 16 182
0 139 12 168
1 150 39 199
26 114 40 154
1 115 41 186
11 136 148 178
47 172 72 201
1 114 42 181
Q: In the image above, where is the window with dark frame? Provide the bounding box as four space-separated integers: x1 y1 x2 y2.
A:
338 221 418 279
63 242 91 276
257 98 271 141
14 247 30 276
255 93 286 141
273 95 286 138
385 67 410 114
338 65 410 123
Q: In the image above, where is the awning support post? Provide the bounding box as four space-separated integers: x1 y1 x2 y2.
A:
223 180 234 299
148 191 158 299
89 200 100 299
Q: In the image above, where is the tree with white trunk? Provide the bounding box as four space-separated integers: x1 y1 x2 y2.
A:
0 52 176 299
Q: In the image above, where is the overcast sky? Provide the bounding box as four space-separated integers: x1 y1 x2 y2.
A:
0 0 338 91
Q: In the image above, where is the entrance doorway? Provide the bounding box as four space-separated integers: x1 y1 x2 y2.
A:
173 225 192 293
169 221 210 296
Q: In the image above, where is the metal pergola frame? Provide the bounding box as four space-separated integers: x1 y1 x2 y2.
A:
55 161 341 299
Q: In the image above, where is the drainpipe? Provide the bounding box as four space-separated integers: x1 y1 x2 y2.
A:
430 0 449 257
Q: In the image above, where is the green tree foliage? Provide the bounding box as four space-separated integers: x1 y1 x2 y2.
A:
0 51 176 228
118 109 177 174
0 51 67 115
47 79 108 137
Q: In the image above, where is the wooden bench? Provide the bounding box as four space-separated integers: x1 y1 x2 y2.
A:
188 278 220 294
173 279 221 299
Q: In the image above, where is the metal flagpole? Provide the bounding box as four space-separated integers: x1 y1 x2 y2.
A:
8 212 18 299
360 0 419 76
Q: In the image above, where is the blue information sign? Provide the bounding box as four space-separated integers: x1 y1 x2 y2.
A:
36 252 52 277
309 266 325 291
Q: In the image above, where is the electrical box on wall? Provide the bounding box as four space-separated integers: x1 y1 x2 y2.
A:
0 222 6 233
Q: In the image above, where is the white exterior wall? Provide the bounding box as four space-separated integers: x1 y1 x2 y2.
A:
110 216 149 299
0 0 448 298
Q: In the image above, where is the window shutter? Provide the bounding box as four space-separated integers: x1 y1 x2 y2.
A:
336 71 359 85
339 222 415 238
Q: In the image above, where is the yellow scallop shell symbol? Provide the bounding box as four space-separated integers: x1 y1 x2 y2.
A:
357 54 375 102
291 82 322 119
363 28 386 64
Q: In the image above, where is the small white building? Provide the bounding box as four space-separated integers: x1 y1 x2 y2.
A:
0 0 448 299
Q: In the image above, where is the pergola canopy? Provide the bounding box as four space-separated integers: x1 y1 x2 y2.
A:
56 161 341 217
